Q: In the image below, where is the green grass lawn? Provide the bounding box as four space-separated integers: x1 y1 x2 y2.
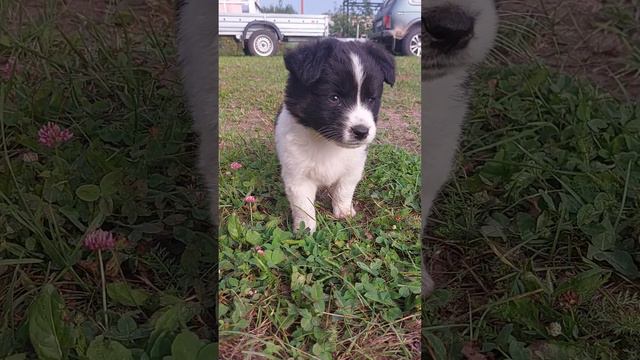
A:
423 2 640 357
218 56 422 359
0 4 215 359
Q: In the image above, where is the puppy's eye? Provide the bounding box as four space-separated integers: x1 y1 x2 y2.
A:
367 96 377 103
328 95 340 103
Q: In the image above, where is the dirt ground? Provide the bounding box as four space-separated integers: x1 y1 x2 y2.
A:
496 0 640 100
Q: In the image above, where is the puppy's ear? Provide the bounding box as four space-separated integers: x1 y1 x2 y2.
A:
284 39 336 86
363 42 396 86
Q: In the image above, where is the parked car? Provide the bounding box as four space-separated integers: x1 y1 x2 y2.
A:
371 0 421 56
219 0 330 56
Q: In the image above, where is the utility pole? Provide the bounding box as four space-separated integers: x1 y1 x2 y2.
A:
345 0 350 35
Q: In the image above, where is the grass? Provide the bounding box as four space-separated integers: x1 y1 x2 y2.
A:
0 1 215 359
423 2 640 359
218 55 421 359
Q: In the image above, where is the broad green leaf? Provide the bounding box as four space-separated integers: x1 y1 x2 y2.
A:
587 226 616 253
86 336 132 360
594 250 640 279
226 214 241 239
148 302 197 352
262 341 280 355
147 331 172 359
271 228 292 243
308 282 323 302
300 316 313 332
107 282 150 307
163 214 187 226
312 342 332 360
117 316 137 336
576 99 591 122
76 184 101 202
99 171 123 197
218 303 229 317
356 262 373 275
290 266 306 292
509 340 529 360
135 222 164 234
196 343 218 360
27 284 72 360
382 306 402 322
299 309 313 332
265 248 286 267
171 331 205 360
555 268 610 301
98 198 113 217
308 281 326 313
496 324 514 348
245 230 262 245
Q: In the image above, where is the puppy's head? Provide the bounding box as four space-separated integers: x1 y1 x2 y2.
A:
423 0 498 80
283 38 395 148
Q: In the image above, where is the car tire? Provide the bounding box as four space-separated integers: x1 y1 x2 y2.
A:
401 26 421 57
247 29 278 57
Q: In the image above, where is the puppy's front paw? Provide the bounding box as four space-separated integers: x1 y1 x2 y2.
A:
333 205 356 219
293 218 316 234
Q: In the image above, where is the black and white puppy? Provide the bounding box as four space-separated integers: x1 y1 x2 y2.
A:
276 39 395 233
422 0 498 297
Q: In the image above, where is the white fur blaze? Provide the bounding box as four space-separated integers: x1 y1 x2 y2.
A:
345 53 376 144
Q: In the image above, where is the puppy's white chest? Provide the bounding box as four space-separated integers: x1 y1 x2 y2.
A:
275 108 367 187
298 142 364 186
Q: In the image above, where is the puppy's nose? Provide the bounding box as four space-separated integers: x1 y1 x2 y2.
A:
350 125 369 140
424 6 474 54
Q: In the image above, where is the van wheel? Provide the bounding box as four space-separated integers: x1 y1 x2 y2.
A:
247 30 278 56
401 26 421 57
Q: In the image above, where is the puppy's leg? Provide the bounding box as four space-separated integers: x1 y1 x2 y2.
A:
199 140 217 223
422 250 435 297
421 73 469 298
285 180 318 233
330 175 360 219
